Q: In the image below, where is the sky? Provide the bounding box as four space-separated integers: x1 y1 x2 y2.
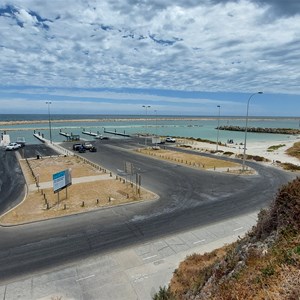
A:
0 0 299 116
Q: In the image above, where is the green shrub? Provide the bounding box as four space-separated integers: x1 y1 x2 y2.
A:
153 286 175 300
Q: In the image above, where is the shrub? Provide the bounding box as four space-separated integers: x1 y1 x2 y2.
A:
153 286 175 300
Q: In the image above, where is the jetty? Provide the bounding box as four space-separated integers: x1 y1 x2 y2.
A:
104 129 130 137
33 133 46 143
217 126 300 135
82 130 98 137
59 130 80 141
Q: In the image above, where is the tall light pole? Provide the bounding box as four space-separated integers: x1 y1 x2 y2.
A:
242 92 263 171
46 101 52 143
142 105 151 146
216 105 221 151
154 109 158 147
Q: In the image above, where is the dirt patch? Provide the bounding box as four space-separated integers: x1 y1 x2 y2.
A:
137 148 242 170
1 156 156 225
21 156 102 183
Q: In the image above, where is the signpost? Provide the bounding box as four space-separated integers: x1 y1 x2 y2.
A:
52 169 72 205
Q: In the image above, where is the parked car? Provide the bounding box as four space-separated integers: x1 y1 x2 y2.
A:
78 146 86 153
73 143 83 151
165 137 176 143
83 142 93 150
5 142 22 151
89 146 97 152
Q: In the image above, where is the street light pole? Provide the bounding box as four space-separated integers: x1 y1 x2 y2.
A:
242 92 263 171
142 105 151 146
216 105 221 151
154 109 158 147
46 101 52 143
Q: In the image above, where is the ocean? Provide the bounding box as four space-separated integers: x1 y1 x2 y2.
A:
0 114 299 145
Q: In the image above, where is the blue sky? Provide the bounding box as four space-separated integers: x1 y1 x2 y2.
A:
0 0 299 116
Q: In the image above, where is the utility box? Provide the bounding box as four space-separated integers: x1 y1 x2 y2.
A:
152 136 161 145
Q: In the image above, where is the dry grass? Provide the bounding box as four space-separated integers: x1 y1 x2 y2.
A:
21 156 101 183
1 156 156 225
137 148 241 170
286 141 300 160
156 178 300 300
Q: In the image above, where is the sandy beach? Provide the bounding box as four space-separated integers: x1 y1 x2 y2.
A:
180 136 300 166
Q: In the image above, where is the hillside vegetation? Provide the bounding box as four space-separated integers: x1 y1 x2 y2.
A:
154 177 300 300
286 142 300 160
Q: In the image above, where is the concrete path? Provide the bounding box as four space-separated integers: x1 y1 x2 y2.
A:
0 212 258 300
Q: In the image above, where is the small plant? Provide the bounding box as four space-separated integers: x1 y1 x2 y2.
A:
261 264 275 277
153 286 175 300
267 144 286 152
281 162 300 171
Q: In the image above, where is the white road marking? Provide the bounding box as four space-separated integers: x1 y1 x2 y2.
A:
193 239 206 245
76 274 95 282
143 254 157 261
233 227 244 232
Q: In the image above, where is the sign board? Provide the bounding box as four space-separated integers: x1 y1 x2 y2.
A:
53 169 72 193
125 162 134 175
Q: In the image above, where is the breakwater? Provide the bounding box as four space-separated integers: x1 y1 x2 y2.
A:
217 126 300 135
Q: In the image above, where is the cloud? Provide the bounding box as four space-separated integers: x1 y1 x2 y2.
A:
0 0 299 100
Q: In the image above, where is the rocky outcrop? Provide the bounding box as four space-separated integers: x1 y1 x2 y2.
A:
217 125 300 135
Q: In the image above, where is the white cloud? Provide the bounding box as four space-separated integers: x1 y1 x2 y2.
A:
0 0 300 103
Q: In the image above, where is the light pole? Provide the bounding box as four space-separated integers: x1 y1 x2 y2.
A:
154 109 158 147
46 101 52 143
216 105 221 151
242 92 263 171
142 105 151 146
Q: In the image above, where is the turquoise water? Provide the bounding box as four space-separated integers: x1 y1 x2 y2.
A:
1 115 299 145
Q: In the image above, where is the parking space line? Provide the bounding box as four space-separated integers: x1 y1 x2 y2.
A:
143 254 158 261
233 227 244 232
76 274 95 282
193 239 206 245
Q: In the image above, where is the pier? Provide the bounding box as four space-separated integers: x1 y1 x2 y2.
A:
59 130 80 141
82 130 98 137
33 133 46 143
104 129 130 137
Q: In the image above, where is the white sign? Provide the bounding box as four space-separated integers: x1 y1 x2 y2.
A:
53 169 72 193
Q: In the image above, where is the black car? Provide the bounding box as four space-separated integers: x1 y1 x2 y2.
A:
73 143 83 151
89 146 97 152
78 146 86 153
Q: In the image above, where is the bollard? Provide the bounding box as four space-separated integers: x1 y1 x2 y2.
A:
123 179 125 184
127 194 129 199
81 201 85 207
46 203 49 210
116 175 118 180
97 198 99 204
108 197 111 202
64 204 67 210
110 172 112 177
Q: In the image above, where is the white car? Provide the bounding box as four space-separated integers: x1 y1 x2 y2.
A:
5 142 21 151
165 137 176 143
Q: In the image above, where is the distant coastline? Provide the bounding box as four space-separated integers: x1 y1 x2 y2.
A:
0 116 299 127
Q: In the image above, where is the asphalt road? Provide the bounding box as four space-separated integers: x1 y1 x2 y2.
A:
0 138 296 283
0 149 25 214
